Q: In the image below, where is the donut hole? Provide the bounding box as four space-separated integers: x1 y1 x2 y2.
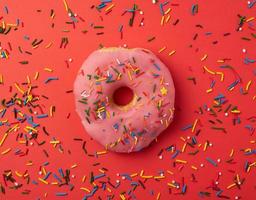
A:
112 86 134 106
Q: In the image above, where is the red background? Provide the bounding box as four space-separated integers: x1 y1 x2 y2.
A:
0 0 255 199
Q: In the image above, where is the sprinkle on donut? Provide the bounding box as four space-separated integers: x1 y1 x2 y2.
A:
74 47 175 152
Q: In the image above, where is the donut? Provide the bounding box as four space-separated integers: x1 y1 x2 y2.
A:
74 47 175 153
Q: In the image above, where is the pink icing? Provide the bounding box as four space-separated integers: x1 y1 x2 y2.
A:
74 47 175 152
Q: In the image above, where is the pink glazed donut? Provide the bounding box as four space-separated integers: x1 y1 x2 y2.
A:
74 47 175 153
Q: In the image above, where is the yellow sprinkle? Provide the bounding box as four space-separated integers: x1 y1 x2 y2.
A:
203 66 224 81
201 54 208 61
203 142 208 151
50 140 60 144
217 59 225 63
191 165 198 170
250 140 256 144
50 106 54 117
38 178 49 185
229 149 234 157
231 109 240 114
158 100 162 108
226 183 236 189
34 72 39 80
130 173 138 178
71 164 77 169
245 80 252 91
51 13 55 19
5 171 11 177
165 14 171 23
2 21 6 29
203 66 215 75
63 0 69 11
0 133 8 147
82 175 86 182
25 126 38 132
180 137 186 142
154 176 165 179
141 175 153 179
6 23 18 27
15 171 22 177
44 67 53 72
96 150 108 155
164 8 171 15
1 148 11 155
107 187 112 192
160 16 165 26
168 50 176 56
139 170 144 176
176 159 187 164
26 161 33 166
45 42 53 49
42 167 47 176
191 118 198 133
27 86 32 96
156 192 161 200
26 75 31 84
167 183 176 188
181 142 187 153
216 71 224 82
158 46 166 53
160 76 164 85
32 45 39 49
127 70 132 81
167 170 174 175
105 4 115 12
80 187 90 193
246 17 255 22
120 194 126 200
253 95 256 101
206 88 213 93
6 124 19 133
0 74 3 84
14 83 24 94
236 174 240 183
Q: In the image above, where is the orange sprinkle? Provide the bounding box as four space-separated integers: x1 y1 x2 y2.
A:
0 133 8 147
168 50 176 56
1 148 11 155
201 54 208 61
158 46 166 53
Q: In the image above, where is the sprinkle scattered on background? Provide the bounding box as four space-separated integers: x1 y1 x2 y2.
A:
0 0 255 199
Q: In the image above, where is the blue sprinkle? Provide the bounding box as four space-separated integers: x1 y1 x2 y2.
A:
248 0 256 8
56 192 68 196
182 184 187 193
58 168 64 178
171 150 180 159
93 173 105 180
43 172 51 180
44 77 59 84
216 190 223 197
101 0 112 3
36 114 48 119
181 124 192 131
159 3 164 16
53 173 62 183
206 157 217 167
